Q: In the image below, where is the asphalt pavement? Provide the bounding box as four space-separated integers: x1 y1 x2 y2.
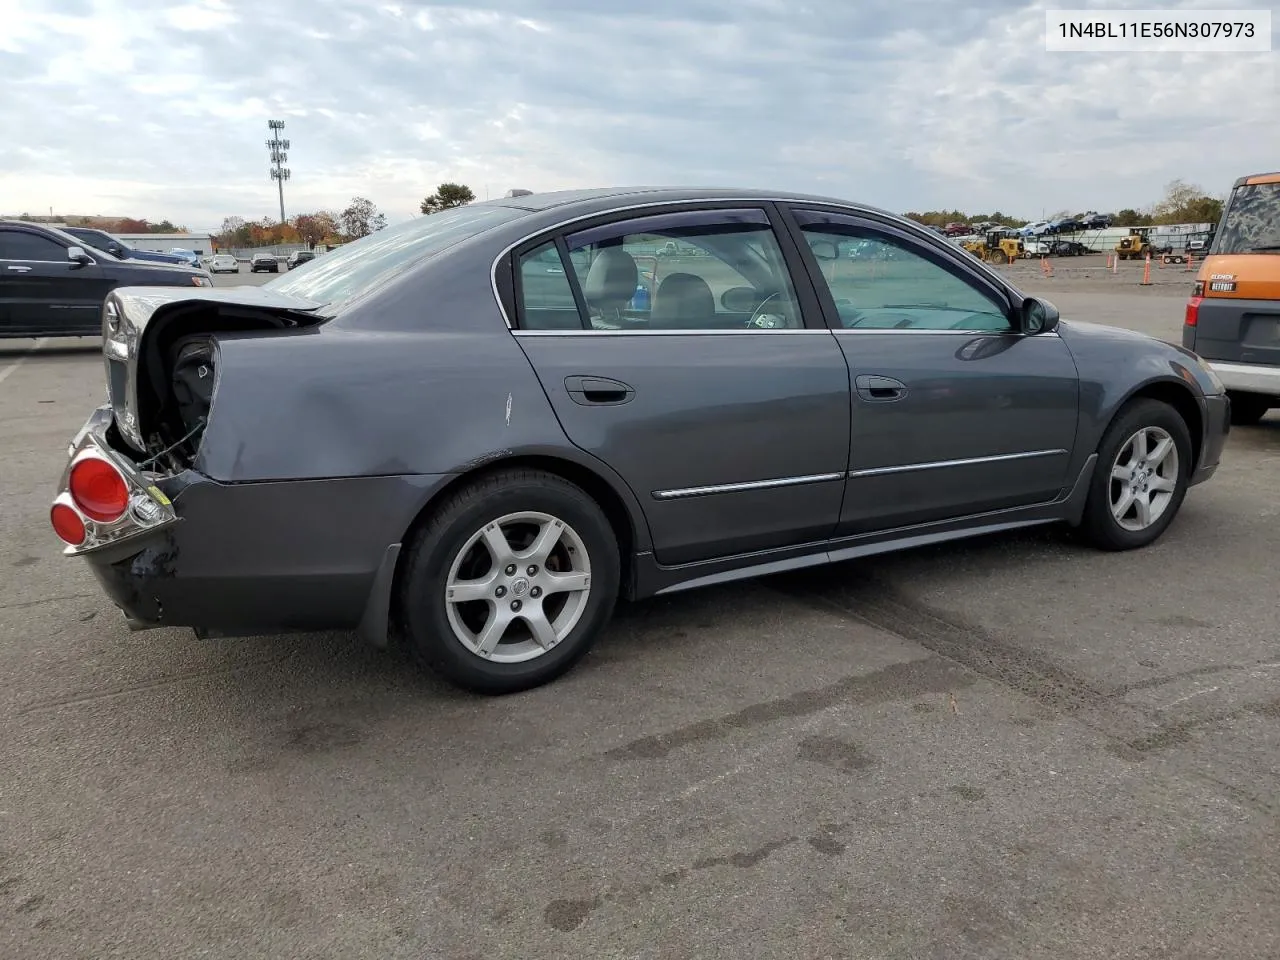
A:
1 272 1278 959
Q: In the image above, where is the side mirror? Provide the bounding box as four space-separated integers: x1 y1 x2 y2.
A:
807 240 840 261
1021 296 1060 335
66 246 93 266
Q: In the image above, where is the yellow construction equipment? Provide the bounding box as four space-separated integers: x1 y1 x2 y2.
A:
965 229 1023 264
1114 227 1173 260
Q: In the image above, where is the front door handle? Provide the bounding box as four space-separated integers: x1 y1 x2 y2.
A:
565 375 635 405
5 265 32 273
854 374 907 402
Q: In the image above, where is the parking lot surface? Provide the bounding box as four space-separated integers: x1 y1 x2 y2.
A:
2 265 1278 959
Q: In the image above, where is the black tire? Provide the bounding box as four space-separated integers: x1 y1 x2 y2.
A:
395 468 621 695
1228 392 1271 426
1079 398 1193 551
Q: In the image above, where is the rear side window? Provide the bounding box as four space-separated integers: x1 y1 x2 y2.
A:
561 208 803 331
0 230 66 261
517 242 583 330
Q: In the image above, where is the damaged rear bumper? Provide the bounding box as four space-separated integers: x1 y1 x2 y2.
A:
60 405 451 644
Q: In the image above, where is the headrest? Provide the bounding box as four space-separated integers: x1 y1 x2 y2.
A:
581 247 638 314
650 272 715 327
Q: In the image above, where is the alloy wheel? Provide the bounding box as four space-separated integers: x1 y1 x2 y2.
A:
1108 426 1180 532
444 510 592 663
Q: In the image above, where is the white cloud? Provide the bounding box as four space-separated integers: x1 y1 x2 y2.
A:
0 0 1275 229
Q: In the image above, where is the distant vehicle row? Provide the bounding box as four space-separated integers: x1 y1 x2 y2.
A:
935 212 1114 237
250 250 315 273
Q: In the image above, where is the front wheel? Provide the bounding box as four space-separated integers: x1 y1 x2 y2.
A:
1079 398 1193 551
396 468 621 694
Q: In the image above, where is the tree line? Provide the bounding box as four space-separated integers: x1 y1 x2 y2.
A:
905 179 1225 230
215 196 388 250
212 183 479 250
8 214 190 233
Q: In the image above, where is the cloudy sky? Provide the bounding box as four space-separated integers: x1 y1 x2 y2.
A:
1 0 1275 231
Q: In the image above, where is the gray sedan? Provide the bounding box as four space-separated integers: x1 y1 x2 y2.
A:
50 188 1230 694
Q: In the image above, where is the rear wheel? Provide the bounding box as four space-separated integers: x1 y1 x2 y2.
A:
1228 392 1272 426
396 468 621 694
1080 398 1192 551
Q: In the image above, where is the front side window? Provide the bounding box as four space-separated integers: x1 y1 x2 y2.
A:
551 208 803 331
0 230 67 262
797 217 1012 332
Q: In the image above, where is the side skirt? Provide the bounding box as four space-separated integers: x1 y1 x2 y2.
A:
632 454 1098 599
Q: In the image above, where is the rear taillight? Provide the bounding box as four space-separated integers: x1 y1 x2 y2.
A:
68 456 129 522
50 502 86 546
1185 295 1202 327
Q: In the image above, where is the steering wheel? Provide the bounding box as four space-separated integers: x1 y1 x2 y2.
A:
746 292 788 329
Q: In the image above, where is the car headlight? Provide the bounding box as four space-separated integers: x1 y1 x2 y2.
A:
190 275 212 287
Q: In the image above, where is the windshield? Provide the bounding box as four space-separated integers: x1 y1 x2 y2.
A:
51 226 121 260
265 204 524 310
1212 182 1280 254
65 228 125 257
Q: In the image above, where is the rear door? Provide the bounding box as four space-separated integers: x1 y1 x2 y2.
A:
510 204 852 567
0 228 110 336
781 206 1080 536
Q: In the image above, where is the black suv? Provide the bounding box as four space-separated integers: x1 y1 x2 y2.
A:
286 249 316 270
0 220 212 338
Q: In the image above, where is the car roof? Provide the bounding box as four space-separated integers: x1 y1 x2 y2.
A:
477 185 900 219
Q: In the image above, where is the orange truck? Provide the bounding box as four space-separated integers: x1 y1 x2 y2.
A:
1182 171 1280 425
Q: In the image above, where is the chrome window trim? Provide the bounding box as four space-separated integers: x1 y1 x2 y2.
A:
0 255 71 265
512 328 830 337
832 327 1061 338
847 448 1068 479
653 471 845 501
509 328 1059 338
490 195 995 330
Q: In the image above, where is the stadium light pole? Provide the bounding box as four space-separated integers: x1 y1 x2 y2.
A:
266 119 291 224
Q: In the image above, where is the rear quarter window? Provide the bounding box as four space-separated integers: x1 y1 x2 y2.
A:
1214 183 1280 255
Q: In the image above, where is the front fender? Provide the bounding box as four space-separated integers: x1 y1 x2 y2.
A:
1058 320 1211 455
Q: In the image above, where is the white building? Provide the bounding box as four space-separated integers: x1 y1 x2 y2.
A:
115 232 214 256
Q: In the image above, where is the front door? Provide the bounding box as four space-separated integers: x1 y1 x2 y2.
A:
0 228 110 336
511 205 851 566
785 208 1081 536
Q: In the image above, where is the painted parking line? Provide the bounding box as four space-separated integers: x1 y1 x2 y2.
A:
0 337 50 386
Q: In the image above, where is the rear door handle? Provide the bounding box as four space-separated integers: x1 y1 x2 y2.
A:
6 265 32 273
854 374 907 402
564 375 635 405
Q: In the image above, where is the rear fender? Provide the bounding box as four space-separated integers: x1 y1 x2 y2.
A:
197 331 656 554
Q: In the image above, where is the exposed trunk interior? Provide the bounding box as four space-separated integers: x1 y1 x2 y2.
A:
133 302 324 470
